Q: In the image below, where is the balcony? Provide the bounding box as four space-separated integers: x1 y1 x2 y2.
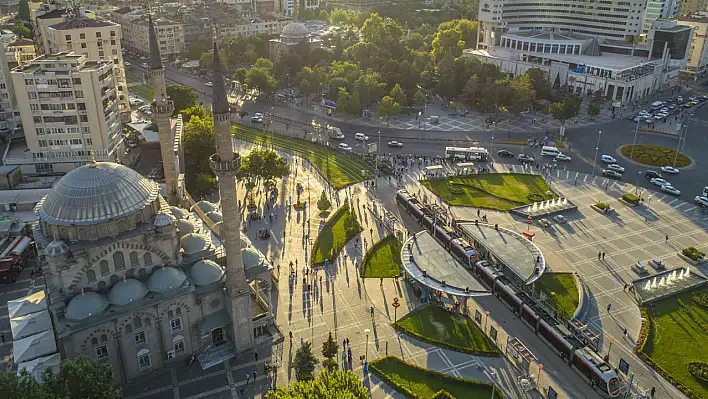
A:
209 153 241 174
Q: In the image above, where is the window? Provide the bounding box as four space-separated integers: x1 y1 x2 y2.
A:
137 352 151 371
77 103 86 110
86 269 96 283
80 33 86 39
28 92 37 99
143 252 152 266
65 34 72 40
38 140 47 148
81 43 87 49
173 339 185 356
133 315 142 329
72 78 81 84
33 116 41 123
86 138 92 145
99 51 104 57
80 115 88 122
125 324 132 333
111 39 116 45
96 32 102 38
110 30 116 37
129 251 139 267
169 317 182 333
134 331 146 346
91 337 98 346
95 345 108 360
30 104 39 111
36 128 44 135
113 251 125 270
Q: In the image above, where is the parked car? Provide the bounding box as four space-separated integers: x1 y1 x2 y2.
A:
555 153 571 161
601 155 616 163
537 218 551 228
355 133 369 141
387 141 403 148
602 169 622 179
141 62 148 68
695 196 708 206
205 81 214 87
645 170 662 179
650 178 668 186
661 166 679 174
661 185 681 196
129 97 143 106
497 149 514 157
553 215 567 223
607 164 625 173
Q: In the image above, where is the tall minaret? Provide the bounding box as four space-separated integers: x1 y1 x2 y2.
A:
209 42 253 352
148 14 178 205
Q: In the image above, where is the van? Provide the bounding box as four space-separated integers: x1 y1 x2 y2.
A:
327 126 344 139
354 133 368 141
651 101 664 108
541 146 561 156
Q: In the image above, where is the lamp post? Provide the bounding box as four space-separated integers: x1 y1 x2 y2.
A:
490 134 495 163
592 130 602 176
635 171 642 196
364 328 371 361
673 115 690 167
630 120 640 160
489 369 497 399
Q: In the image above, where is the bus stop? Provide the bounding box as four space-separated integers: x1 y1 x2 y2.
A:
424 165 445 178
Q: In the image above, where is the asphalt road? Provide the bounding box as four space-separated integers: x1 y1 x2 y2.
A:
134 57 706 203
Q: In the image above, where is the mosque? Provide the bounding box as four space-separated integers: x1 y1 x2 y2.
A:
33 16 272 383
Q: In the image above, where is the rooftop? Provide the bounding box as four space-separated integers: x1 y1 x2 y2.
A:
48 18 118 30
36 9 67 20
8 38 34 47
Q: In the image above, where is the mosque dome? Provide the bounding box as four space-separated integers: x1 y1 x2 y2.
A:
192 201 217 214
35 162 159 227
44 240 70 258
282 22 309 39
176 219 195 236
242 247 265 269
190 259 224 286
65 291 109 321
206 211 222 224
170 206 188 219
147 266 187 292
107 278 149 306
180 233 209 255
154 212 177 227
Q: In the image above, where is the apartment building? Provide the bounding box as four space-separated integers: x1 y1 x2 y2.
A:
215 16 290 39
7 38 37 66
32 7 68 56
679 0 708 16
678 15 708 77
114 12 184 60
644 0 680 31
7 53 124 174
0 46 18 135
43 18 130 120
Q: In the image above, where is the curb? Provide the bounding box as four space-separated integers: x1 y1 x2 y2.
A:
571 272 589 321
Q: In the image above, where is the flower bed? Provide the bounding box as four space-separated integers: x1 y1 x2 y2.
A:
682 247 705 262
591 201 612 214
621 193 641 205
688 362 708 382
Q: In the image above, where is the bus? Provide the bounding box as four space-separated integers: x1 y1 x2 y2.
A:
445 147 489 161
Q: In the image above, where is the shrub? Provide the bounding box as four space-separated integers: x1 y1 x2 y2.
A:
317 190 332 212
555 140 565 148
682 247 705 262
595 201 610 210
692 293 708 308
688 362 708 382
622 193 641 205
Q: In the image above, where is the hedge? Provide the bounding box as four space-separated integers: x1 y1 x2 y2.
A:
621 193 640 205
682 247 705 262
595 201 610 210
688 362 708 382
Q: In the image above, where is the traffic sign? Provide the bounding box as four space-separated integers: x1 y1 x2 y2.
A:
527 217 532 224
392 302 401 308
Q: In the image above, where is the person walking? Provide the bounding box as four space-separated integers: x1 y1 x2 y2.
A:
623 328 628 340
598 252 602 260
245 372 250 383
665 234 669 242
607 303 612 313
602 252 606 260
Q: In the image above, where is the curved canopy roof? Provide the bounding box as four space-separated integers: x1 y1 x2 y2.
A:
65 291 109 320
107 278 148 306
190 259 224 286
181 233 209 255
44 240 70 257
147 266 187 292
242 247 264 269
192 201 217 214
154 212 177 227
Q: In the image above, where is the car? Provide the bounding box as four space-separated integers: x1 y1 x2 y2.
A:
537 218 551 228
129 97 143 106
338 143 352 152
553 215 567 224
661 185 681 196
387 141 403 148
600 155 616 163
607 164 625 173
677 96 684 102
645 118 654 124
354 133 369 141
205 81 213 87
517 154 534 163
141 62 148 68
695 196 708 206
251 116 263 123
633 116 645 122
124 61 131 66
555 153 571 161
602 169 622 179
650 177 668 186
645 170 663 179
254 112 264 118
497 149 514 157
661 166 679 174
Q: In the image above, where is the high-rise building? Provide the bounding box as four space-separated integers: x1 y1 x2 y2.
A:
644 0 680 31
678 15 708 78
8 53 123 174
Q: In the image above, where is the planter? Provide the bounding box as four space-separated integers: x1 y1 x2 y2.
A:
590 204 612 214
618 197 639 208
678 252 706 266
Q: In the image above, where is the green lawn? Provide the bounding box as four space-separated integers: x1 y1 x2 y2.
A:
130 85 154 101
394 305 500 356
370 356 505 399
620 144 691 168
311 204 362 265
641 287 708 398
361 235 402 278
534 273 580 319
232 125 373 189
422 173 557 210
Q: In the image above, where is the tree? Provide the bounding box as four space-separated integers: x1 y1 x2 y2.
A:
336 88 360 116
240 149 289 185
183 114 215 194
587 102 601 120
192 173 217 194
180 105 209 123
390 83 407 107
548 95 581 126
234 68 248 85
41 356 122 399
167 85 199 115
413 87 427 107
268 369 368 399
254 57 274 72
18 0 30 22
245 67 276 94
509 73 535 115
11 24 32 39
184 37 211 61
464 75 481 109
354 72 386 107
317 191 332 212
378 96 401 119
294 341 317 381
523 68 552 102
0 370 46 399
321 332 339 370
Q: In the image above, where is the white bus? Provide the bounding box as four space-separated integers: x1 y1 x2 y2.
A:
445 147 489 161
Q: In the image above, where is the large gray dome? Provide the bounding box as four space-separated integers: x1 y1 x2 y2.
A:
108 278 148 305
282 22 308 38
190 259 224 286
66 291 109 321
180 233 209 255
35 162 160 227
147 266 187 292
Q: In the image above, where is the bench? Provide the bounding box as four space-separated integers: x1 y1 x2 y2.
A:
633 262 648 274
649 259 666 270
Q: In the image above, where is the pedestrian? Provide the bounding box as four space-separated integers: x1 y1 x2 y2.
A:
598 252 601 260
342 350 347 365
623 328 628 340
346 338 350 347
370 306 375 316
380 277 384 286
255 351 259 361
343 339 346 348
300 337 304 345
665 234 669 242
289 331 293 341
623 284 627 292
651 387 656 397
607 303 612 313
602 252 606 260
253 369 257 381
245 372 250 383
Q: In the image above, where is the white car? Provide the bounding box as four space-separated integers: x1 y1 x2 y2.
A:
129 97 144 106
645 118 654 124
601 155 616 163
650 178 668 186
661 166 679 174
250 116 263 123
695 196 708 206
387 141 403 148
607 164 625 173
661 185 681 196
141 62 148 68
205 81 214 87
124 61 131 66
555 153 571 161
338 143 352 152
254 112 264 118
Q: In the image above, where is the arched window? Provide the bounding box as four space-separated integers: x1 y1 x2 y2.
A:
125 324 132 333
78 229 89 241
143 252 153 266
86 269 96 283
167 310 173 319
59 228 69 240
126 269 135 278
113 251 125 271
117 220 126 232
130 252 139 268
101 334 108 343
144 317 151 326
138 268 147 279
91 337 98 346
175 307 182 316
98 225 109 237
133 316 142 329
100 260 110 276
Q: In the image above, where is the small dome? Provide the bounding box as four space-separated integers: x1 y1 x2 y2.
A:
154 212 177 227
282 22 308 38
180 233 209 255
108 278 148 305
66 291 109 321
190 259 224 286
192 201 217 214
44 240 70 257
170 206 188 219
147 266 187 292
242 247 264 268
176 219 195 236
206 211 222 223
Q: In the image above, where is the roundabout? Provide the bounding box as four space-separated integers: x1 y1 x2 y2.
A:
619 144 692 168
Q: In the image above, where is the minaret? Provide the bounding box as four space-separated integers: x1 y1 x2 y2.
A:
148 14 178 205
208 42 253 352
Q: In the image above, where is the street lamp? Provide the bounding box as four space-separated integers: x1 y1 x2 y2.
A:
635 171 642 196
490 135 495 163
364 328 371 361
484 310 491 333
592 130 602 176
630 120 640 160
